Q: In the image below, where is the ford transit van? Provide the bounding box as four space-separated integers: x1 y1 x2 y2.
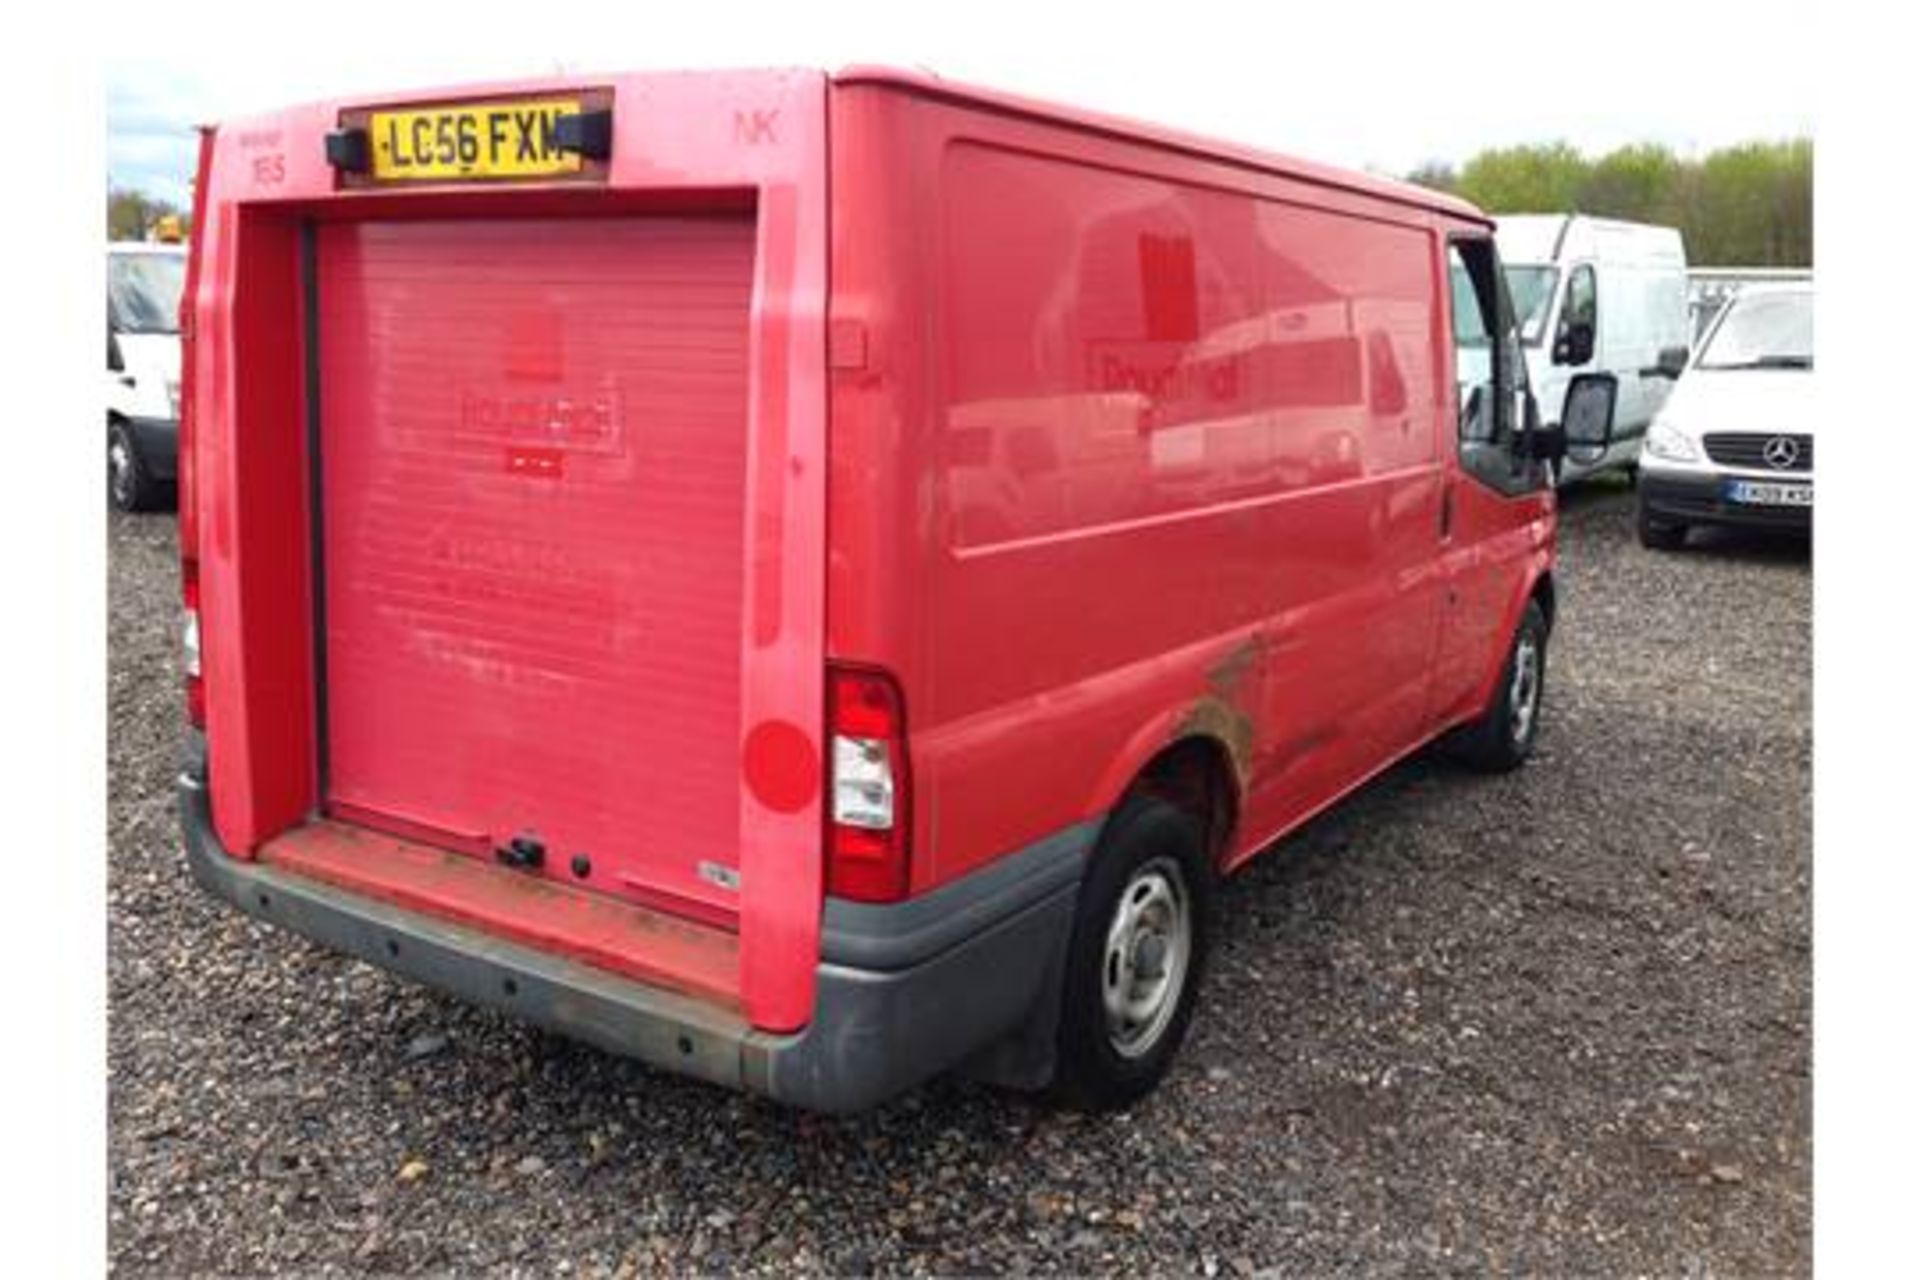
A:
178 67 1564 1112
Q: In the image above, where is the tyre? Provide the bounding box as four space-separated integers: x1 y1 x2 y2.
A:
1447 598 1549 773
1052 794 1213 1111
109 421 161 513
1637 502 1686 550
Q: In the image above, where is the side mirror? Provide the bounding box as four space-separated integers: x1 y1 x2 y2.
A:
1562 372 1618 463
1552 319 1596 367
108 325 124 373
1645 344 1689 380
1521 390 1566 464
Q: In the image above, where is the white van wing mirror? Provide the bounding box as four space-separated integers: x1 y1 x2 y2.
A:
1562 373 1617 462
1553 316 1596 367
1643 345 1689 380
1522 390 1567 464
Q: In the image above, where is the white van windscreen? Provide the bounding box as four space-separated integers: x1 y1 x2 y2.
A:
1698 292 1813 371
1503 266 1558 344
110 253 185 335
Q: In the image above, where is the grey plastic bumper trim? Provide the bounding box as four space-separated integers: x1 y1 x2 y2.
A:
178 764 1088 1113
820 819 1098 971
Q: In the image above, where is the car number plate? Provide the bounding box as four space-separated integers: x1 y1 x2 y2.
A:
1726 480 1812 507
367 99 584 182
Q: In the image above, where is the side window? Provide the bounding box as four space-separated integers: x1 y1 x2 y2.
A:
1447 237 1541 495
1554 263 1597 366
1565 264 1596 332
1447 239 1510 445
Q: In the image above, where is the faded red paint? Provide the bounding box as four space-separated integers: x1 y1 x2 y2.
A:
742 720 820 815
261 820 741 1006
502 445 565 478
186 66 1549 1040
190 70 829 1030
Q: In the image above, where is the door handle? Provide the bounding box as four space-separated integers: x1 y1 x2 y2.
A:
1439 484 1454 540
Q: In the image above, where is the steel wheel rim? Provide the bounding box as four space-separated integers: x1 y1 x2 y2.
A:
1509 634 1541 744
109 436 132 506
1101 856 1192 1058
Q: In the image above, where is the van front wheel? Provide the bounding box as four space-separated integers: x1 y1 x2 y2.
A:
1447 599 1549 773
1052 795 1212 1110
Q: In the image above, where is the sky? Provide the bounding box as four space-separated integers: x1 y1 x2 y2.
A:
107 3 1815 209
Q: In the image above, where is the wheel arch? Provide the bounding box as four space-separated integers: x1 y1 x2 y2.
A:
1098 730 1242 871
1463 553 1556 719
1531 567 1557 635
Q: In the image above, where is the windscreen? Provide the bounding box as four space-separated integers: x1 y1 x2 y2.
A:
1502 265 1559 344
1697 290 1813 371
110 252 186 334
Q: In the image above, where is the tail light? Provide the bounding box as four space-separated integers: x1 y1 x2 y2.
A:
826 665 911 902
179 125 214 732
182 559 205 728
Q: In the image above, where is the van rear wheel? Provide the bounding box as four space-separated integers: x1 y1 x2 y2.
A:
1052 794 1212 1111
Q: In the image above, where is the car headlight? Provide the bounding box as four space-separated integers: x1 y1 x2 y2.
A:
1644 419 1700 463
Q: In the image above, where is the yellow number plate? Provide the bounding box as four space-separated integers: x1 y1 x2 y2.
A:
367 100 583 181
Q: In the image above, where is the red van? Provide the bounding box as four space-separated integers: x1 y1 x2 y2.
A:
177 67 1564 1112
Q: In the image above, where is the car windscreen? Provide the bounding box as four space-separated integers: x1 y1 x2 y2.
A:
109 252 186 335
1502 265 1559 345
1697 291 1813 371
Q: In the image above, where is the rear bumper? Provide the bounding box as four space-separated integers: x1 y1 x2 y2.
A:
1639 469 1812 533
178 759 1088 1113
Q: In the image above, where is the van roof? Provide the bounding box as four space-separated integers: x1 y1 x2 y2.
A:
214 65 1489 227
1495 213 1686 267
836 65 1488 225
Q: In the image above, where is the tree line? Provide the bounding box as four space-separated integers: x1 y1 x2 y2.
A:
108 186 188 242
1405 139 1811 267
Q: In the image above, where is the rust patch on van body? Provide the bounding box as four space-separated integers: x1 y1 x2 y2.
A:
1174 633 1266 783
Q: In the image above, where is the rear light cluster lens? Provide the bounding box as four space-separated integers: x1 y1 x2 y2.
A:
831 736 895 829
182 585 202 678
182 560 205 727
177 126 214 734
826 666 911 903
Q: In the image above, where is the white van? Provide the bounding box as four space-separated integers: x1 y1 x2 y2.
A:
1637 281 1814 547
107 242 186 511
1497 215 1691 484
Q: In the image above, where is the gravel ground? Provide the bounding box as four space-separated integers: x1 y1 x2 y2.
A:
108 480 1811 1276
